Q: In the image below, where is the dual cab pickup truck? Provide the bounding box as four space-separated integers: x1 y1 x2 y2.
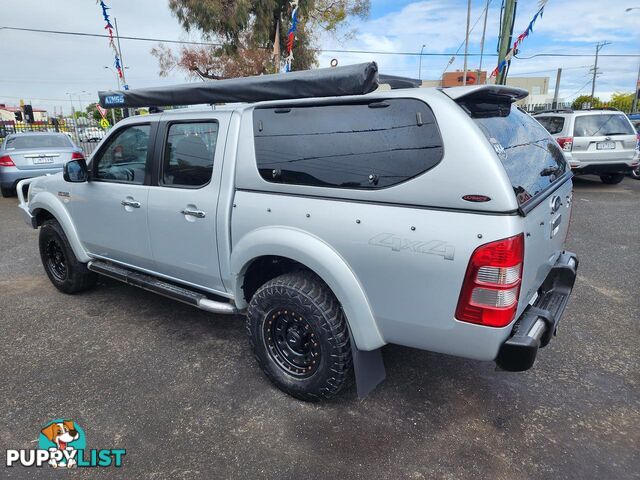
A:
17 63 578 401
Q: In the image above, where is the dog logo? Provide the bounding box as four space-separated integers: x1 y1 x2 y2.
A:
5 419 125 469
39 420 83 468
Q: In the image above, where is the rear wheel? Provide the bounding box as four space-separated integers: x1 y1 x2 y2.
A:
600 174 625 185
631 167 640 180
247 272 353 402
39 220 97 294
1 186 15 198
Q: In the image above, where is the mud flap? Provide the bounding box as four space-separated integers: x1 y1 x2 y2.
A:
352 345 386 398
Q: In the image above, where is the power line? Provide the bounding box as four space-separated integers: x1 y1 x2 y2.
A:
2 25 640 58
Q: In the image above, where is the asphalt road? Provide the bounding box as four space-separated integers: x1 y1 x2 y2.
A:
0 176 638 479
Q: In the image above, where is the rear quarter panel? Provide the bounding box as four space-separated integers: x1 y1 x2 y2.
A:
232 191 522 360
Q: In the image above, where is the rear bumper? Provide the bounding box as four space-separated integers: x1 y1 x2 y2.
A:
572 163 634 175
496 251 578 372
0 166 63 189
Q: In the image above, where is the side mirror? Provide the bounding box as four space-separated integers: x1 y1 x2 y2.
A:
63 158 89 183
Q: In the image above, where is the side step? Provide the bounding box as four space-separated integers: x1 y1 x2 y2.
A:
87 260 238 315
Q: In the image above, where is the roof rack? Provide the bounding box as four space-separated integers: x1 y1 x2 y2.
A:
581 106 621 111
532 108 573 115
98 62 421 109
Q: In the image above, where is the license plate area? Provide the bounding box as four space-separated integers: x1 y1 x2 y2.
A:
596 141 616 150
32 157 55 165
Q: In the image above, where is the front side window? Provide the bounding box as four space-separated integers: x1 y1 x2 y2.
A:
161 122 218 188
573 114 635 137
94 124 150 184
253 99 444 189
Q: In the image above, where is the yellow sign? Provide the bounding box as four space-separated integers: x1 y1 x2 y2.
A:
99 118 110 129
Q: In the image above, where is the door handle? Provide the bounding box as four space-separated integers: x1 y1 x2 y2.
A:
121 199 141 208
181 208 206 218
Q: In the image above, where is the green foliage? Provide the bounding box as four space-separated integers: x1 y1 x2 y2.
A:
158 0 370 77
572 95 602 110
608 92 634 113
85 103 123 123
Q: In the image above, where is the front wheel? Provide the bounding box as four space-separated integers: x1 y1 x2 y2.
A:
246 272 353 402
600 174 625 185
39 220 97 294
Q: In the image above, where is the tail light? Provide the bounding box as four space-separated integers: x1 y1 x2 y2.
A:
0 155 15 167
455 234 524 328
636 134 640 152
71 152 85 160
557 137 573 152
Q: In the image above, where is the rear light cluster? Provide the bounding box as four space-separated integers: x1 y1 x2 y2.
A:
556 137 573 152
0 155 15 167
71 152 85 160
455 234 524 328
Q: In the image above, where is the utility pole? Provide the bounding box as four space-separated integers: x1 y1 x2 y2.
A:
114 17 131 117
496 0 517 85
632 62 640 113
590 41 611 105
552 68 562 109
478 0 490 83
462 0 471 86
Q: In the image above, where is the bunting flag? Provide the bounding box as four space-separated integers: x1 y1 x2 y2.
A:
491 0 548 78
284 0 299 72
97 0 124 80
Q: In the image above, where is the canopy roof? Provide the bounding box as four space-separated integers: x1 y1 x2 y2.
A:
98 62 420 109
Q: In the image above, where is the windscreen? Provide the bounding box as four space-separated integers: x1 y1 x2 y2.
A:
5 135 72 150
461 102 568 206
573 114 635 137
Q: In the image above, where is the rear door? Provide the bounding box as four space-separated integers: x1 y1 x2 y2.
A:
146 115 229 293
571 113 637 164
462 102 573 311
4 134 77 170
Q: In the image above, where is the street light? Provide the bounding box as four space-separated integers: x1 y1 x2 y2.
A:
418 44 426 81
626 8 640 112
625 7 640 11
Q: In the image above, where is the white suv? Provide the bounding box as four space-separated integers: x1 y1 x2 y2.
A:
534 109 640 184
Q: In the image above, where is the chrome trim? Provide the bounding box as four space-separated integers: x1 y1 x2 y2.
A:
527 319 546 341
181 208 206 218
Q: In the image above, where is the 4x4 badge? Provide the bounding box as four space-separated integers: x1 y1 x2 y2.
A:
369 233 455 260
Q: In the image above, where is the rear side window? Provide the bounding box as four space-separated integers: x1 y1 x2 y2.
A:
5 135 72 150
573 114 635 137
161 122 218 188
253 99 443 189
535 116 565 135
463 104 568 206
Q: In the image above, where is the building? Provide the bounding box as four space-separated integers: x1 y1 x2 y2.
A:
414 71 564 110
0 104 49 123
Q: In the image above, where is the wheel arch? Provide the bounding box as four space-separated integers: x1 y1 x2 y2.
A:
231 227 385 351
29 192 91 263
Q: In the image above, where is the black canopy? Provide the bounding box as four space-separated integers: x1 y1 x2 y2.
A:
99 62 382 109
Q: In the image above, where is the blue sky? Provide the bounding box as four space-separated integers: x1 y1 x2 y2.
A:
2 0 639 114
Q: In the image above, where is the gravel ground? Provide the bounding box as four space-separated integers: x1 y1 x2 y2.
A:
0 175 638 479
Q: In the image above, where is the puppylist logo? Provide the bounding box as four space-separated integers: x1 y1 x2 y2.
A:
5 419 125 469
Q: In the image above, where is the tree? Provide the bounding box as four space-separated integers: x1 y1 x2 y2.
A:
608 92 634 113
86 102 123 123
152 0 370 80
572 94 601 110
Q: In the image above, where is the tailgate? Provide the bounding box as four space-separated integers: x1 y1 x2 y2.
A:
10 149 74 170
517 177 573 314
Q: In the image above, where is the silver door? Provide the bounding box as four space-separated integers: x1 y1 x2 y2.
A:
70 123 155 269
146 118 229 293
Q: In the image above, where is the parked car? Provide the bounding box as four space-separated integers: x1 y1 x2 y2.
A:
78 127 106 143
16 64 578 401
0 132 84 197
533 108 640 184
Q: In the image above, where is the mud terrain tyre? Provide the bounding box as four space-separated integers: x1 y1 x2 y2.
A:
247 272 353 401
39 219 97 294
